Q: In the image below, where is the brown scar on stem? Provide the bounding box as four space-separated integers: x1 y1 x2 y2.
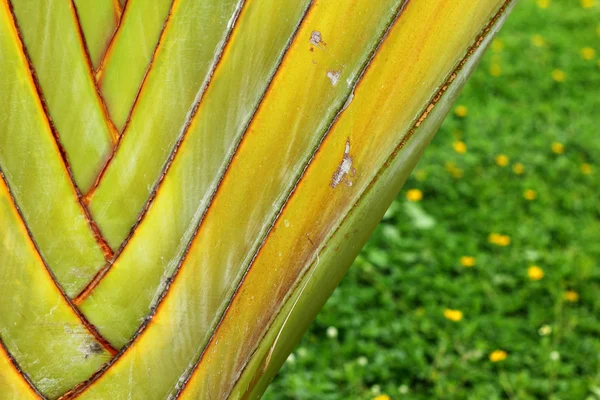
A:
330 139 355 188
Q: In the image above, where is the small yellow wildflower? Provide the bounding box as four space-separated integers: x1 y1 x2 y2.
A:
564 290 579 302
373 395 391 400
531 34 545 47
460 256 476 268
406 189 423 202
490 63 502 77
415 169 428 181
491 39 505 53
537 0 550 8
580 47 596 60
512 162 525 175
580 163 593 175
489 350 508 362
581 0 595 8
528 265 544 281
489 233 511 246
551 142 565 154
495 154 510 167
453 141 467 154
551 69 565 83
455 105 468 118
523 189 537 201
444 309 463 322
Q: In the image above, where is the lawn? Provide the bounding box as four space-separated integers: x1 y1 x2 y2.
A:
265 0 600 399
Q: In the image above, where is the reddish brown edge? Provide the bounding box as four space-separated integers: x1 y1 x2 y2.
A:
0 170 117 357
73 0 246 304
179 0 514 397
63 0 410 396
0 338 44 399
95 0 130 80
69 0 119 145
4 0 117 354
59 1 318 397
82 0 178 203
6 0 115 262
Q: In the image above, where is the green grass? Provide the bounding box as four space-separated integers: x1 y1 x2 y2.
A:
265 0 600 399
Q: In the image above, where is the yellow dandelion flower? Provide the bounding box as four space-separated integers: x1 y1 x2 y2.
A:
537 0 550 8
455 105 468 118
495 154 509 167
488 233 511 246
551 69 565 83
581 0 595 8
580 163 593 175
415 169 428 181
453 141 467 154
373 395 391 400
489 350 508 362
523 189 537 201
551 142 564 154
406 189 423 202
498 235 510 246
580 47 596 60
528 265 544 281
564 290 579 302
531 34 545 47
444 309 463 322
490 63 502 77
460 256 476 268
512 162 525 175
491 38 505 53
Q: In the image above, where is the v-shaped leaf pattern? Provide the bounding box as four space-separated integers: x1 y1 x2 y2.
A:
72 0 122 70
0 0 516 398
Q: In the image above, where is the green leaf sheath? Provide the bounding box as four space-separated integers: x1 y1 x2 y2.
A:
10 0 116 193
0 1 110 297
79 0 314 349
87 0 243 250
0 174 111 400
96 0 173 131
73 0 120 69
73 0 407 398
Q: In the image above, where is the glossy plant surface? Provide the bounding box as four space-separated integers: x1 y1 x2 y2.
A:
0 0 514 398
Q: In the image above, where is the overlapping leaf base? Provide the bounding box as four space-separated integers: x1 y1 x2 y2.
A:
0 0 515 398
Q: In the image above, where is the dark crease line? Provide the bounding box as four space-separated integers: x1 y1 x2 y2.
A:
114 0 122 17
61 1 313 397
60 0 264 400
223 2 515 397
95 0 130 79
83 0 177 201
6 2 114 263
0 336 45 399
69 0 119 144
174 0 412 397
74 0 248 303
0 170 117 357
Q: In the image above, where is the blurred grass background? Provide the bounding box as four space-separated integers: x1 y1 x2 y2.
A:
265 0 600 398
